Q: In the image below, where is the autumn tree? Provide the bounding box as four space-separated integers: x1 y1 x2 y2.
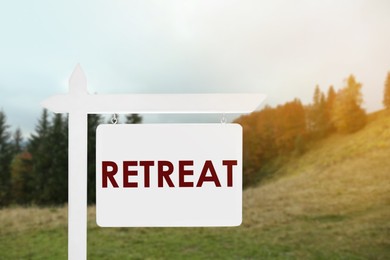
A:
274 99 307 153
307 85 327 138
326 86 336 132
383 72 390 109
236 100 307 186
332 75 366 133
237 108 277 186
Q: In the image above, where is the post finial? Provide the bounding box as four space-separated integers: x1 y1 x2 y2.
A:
69 63 88 95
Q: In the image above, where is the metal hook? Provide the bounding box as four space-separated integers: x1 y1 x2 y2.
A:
111 113 118 124
221 113 227 124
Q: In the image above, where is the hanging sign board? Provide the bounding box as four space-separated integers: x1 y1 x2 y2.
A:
96 123 242 227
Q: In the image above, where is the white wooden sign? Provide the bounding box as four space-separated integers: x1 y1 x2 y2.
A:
42 64 265 260
96 124 242 227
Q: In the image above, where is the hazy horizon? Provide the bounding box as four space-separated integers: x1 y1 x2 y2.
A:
1 0 390 138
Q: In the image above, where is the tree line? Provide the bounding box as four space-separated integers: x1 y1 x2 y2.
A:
236 73 390 186
1 72 390 205
0 112 141 206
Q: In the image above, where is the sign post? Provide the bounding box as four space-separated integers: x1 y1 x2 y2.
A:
42 64 265 260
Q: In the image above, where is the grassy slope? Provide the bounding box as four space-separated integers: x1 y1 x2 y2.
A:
243 110 390 258
0 111 389 259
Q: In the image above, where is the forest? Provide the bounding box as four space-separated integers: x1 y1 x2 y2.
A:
0 73 389 206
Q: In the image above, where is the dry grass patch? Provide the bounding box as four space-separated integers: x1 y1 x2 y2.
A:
0 206 67 235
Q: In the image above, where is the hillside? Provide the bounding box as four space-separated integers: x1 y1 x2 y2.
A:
243 110 390 257
0 111 389 259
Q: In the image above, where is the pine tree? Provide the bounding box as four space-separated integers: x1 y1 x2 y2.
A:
10 151 33 204
126 114 142 124
332 75 366 133
87 114 102 204
13 127 23 154
44 113 68 204
0 110 13 205
29 109 50 150
28 109 52 204
383 72 390 109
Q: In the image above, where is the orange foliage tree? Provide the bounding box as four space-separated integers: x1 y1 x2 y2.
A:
235 99 307 186
332 75 366 133
383 72 390 110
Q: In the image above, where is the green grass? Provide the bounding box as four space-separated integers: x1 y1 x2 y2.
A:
1 111 390 259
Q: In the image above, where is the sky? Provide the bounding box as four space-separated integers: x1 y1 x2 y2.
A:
1 0 390 138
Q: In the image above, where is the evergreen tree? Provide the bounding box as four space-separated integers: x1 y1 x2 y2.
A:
10 151 33 204
87 114 102 204
28 112 68 205
29 109 50 151
12 127 23 154
9 127 31 204
0 110 13 206
126 114 142 124
332 75 366 133
28 109 52 204
383 72 390 109
44 113 68 204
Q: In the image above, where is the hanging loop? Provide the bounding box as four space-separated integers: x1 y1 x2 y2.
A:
221 113 227 124
111 113 118 124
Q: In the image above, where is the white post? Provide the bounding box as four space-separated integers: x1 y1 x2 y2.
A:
42 64 266 260
67 65 89 260
68 111 88 259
